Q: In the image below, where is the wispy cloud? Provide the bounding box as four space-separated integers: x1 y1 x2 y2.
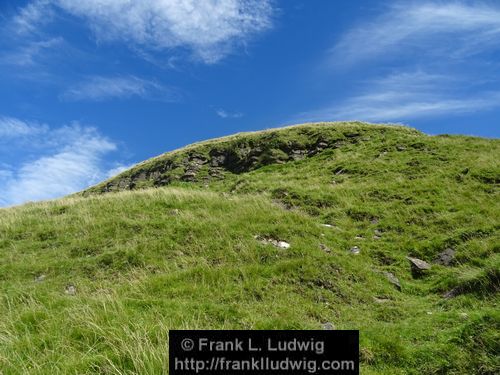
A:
216 108 244 119
0 118 121 207
298 2 500 123
0 116 48 137
11 0 274 64
297 71 500 122
10 0 53 36
331 2 500 65
0 37 63 67
61 75 180 102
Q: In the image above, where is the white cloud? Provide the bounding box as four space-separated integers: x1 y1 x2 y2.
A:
216 108 243 118
297 71 500 122
0 120 120 207
0 37 63 67
331 2 500 65
299 2 500 123
12 0 273 64
5 0 273 67
11 0 53 35
0 116 48 137
61 75 180 102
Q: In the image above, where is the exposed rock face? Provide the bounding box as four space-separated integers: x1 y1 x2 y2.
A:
87 127 366 195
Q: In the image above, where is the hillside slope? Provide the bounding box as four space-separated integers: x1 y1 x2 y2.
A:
1 122 499 374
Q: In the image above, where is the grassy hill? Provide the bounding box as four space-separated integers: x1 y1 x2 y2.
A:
1 122 499 374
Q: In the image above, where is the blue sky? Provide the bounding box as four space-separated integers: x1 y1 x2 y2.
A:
1 0 499 207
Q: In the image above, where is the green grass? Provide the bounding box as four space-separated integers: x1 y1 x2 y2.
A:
1 122 499 374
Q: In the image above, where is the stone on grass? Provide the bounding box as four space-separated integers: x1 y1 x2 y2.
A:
276 241 290 249
322 322 335 330
321 224 333 228
35 274 46 283
350 246 360 255
383 272 401 291
434 248 455 266
319 244 331 253
65 284 77 296
373 297 391 303
255 235 290 249
407 257 431 277
443 287 460 299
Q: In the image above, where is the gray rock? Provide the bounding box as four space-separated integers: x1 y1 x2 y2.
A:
150 171 161 179
209 167 224 178
373 235 381 240
118 178 132 189
276 241 290 249
321 223 334 228
383 272 401 291
350 246 360 255
65 284 76 296
181 170 197 181
434 248 455 266
35 274 46 283
319 244 331 253
189 154 207 166
407 257 431 277
290 150 307 160
322 322 335 330
443 287 460 299
210 154 226 167
344 132 360 138
373 297 391 303
255 235 290 249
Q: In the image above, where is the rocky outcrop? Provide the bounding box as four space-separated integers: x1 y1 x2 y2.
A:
87 126 367 195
